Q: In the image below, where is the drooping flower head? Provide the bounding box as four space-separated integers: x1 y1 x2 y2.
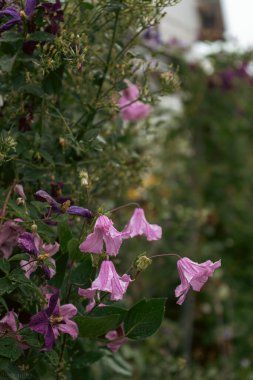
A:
105 324 128 352
18 232 59 279
175 257 221 305
122 208 162 241
90 260 132 301
79 215 123 256
0 220 25 259
29 289 78 351
118 81 151 122
0 0 36 33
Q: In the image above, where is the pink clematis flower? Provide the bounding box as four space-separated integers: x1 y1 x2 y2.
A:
29 289 78 351
0 220 25 259
91 260 132 301
118 81 151 122
175 257 221 305
0 311 28 349
79 215 123 256
105 324 128 352
19 232 59 279
78 288 97 312
122 208 162 241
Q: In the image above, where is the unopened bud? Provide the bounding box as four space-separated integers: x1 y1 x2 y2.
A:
31 223 38 233
59 137 65 147
16 197 25 206
134 255 152 271
79 170 89 186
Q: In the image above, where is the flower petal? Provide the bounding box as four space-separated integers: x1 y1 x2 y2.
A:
57 319 79 339
59 304 77 319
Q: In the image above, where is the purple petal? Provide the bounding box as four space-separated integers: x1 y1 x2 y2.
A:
46 289 60 317
35 190 60 210
57 319 79 339
18 232 39 255
24 0 36 17
59 304 77 319
20 259 37 278
0 311 18 332
44 324 55 351
42 242 60 256
29 310 49 334
66 206 92 219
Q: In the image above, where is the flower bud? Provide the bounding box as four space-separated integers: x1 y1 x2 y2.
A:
134 255 152 271
79 170 89 187
16 197 25 206
31 223 38 234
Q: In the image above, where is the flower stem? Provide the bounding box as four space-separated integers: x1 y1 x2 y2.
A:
108 202 140 214
149 253 182 260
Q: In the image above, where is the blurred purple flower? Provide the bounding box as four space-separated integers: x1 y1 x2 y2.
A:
79 215 123 256
0 311 28 349
35 190 92 219
29 289 78 351
118 82 151 122
175 257 221 305
122 208 162 241
18 232 59 279
0 0 36 33
91 260 132 301
0 220 25 259
43 0 64 35
78 288 97 312
106 324 128 352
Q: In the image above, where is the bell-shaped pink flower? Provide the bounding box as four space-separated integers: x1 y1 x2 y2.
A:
0 311 28 349
118 82 151 122
122 208 162 241
91 260 132 301
79 215 123 256
175 257 221 305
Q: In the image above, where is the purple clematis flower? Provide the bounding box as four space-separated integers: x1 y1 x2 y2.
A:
79 215 124 256
105 324 128 352
35 190 92 219
0 220 25 259
0 311 28 349
118 81 151 122
29 289 78 351
90 260 132 301
122 208 162 241
43 0 64 35
18 232 59 279
0 0 36 33
175 257 221 305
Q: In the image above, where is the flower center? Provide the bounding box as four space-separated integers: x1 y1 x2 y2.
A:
61 200 71 213
49 316 63 325
20 10 26 18
37 253 49 261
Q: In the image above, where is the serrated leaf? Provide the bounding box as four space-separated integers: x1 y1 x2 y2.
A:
75 314 121 338
124 298 166 340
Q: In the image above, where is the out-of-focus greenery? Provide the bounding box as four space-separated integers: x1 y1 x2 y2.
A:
107 46 253 380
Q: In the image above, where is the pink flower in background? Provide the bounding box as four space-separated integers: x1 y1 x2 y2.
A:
0 220 25 259
106 325 128 352
14 184 26 201
79 215 123 256
78 288 97 312
91 260 132 301
175 257 221 305
118 81 151 121
122 208 162 241
0 311 28 349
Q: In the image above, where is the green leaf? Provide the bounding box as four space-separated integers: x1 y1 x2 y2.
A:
0 54 17 73
0 338 22 361
0 31 23 42
20 328 41 348
0 277 15 296
0 259 10 274
68 238 82 262
101 353 132 377
75 315 121 338
70 255 93 286
58 220 72 254
124 298 166 340
9 253 30 262
17 84 45 97
90 306 127 324
8 268 30 284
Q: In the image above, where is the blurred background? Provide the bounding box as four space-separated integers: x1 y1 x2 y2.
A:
92 1 253 379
